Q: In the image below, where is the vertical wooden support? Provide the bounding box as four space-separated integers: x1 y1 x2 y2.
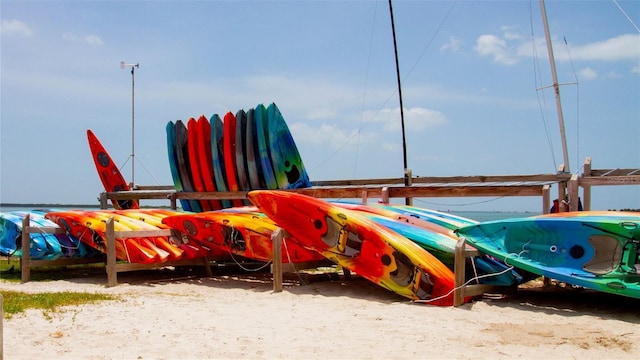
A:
99 192 108 209
170 193 177 210
582 156 592 211
568 174 580 212
557 164 567 212
361 190 368 204
542 185 551 214
106 217 117 287
201 257 212 277
557 181 567 212
272 228 283 292
20 214 31 283
453 237 467 307
380 187 390 205
405 168 413 206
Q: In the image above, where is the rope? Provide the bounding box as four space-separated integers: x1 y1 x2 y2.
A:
414 260 517 304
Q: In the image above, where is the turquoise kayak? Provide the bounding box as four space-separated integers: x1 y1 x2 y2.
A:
456 211 640 299
1 211 60 259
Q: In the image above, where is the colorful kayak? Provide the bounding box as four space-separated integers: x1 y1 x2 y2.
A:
332 201 459 238
210 114 233 209
114 208 220 260
166 121 192 211
12 210 97 259
455 212 640 299
253 104 278 189
46 210 158 263
244 108 263 190
1 211 57 259
381 204 477 231
196 115 223 210
247 190 460 305
234 109 252 192
366 214 521 286
87 129 138 210
175 120 202 212
265 103 311 189
161 210 325 263
222 112 245 207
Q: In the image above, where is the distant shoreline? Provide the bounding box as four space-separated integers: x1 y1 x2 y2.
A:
0 203 98 208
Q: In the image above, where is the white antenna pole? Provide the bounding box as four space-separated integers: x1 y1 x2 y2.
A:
120 61 139 188
539 0 570 173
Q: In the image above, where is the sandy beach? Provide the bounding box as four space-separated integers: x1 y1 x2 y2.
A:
1 267 639 360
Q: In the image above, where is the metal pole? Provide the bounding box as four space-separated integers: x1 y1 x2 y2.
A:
388 0 410 204
131 65 135 188
539 0 570 173
121 61 139 188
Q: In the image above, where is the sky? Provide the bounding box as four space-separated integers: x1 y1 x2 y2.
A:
1 0 639 212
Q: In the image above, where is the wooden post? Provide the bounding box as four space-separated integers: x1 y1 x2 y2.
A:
106 217 117 287
20 214 31 283
453 237 467 306
170 193 177 210
272 228 283 292
201 256 212 277
542 185 551 214
380 187 389 204
568 174 580 212
99 192 108 209
582 156 592 211
405 168 413 206
361 190 368 204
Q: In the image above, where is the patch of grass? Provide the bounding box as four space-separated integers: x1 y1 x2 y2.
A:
1 290 118 319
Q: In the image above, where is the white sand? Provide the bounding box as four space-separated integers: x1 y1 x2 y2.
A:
1 269 639 360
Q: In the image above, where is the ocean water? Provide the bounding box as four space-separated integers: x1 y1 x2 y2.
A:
451 211 539 222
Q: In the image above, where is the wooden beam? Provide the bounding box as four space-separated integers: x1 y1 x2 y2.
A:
580 176 640 186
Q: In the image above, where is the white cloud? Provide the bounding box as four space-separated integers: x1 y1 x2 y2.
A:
474 34 517 65
440 36 463 52
566 34 639 62
84 34 104 45
0 19 33 37
578 67 597 81
62 31 104 45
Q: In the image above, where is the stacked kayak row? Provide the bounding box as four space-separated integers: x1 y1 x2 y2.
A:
0 210 100 260
166 102 311 212
44 209 219 263
8 197 637 302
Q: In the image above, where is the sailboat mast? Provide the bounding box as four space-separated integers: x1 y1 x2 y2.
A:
388 0 410 189
539 0 570 173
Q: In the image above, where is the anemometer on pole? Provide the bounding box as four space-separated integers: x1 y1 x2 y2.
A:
120 61 139 188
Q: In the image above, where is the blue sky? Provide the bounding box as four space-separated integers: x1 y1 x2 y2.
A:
1 0 639 211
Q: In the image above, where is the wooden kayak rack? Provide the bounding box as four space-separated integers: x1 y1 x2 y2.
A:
19 214 215 286
15 156 640 304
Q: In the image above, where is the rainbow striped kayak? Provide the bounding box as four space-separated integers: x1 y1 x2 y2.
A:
248 190 460 305
455 211 640 299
